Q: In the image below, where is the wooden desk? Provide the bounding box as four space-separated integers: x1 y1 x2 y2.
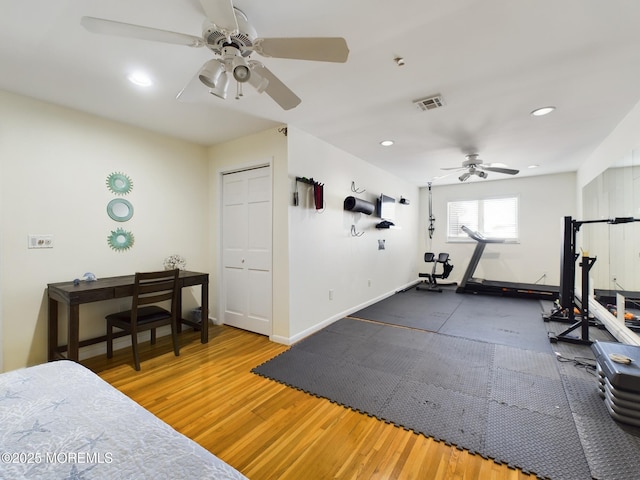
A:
48 270 209 361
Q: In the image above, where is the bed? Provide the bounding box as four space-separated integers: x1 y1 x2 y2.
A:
0 360 247 479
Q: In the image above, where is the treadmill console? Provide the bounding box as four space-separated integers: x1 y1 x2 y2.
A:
460 225 505 243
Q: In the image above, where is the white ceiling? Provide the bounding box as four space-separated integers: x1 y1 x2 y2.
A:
2 0 640 186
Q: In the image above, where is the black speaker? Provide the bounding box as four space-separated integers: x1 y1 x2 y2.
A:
343 196 375 215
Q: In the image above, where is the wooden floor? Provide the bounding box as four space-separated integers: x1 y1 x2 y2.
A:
83 325 534 480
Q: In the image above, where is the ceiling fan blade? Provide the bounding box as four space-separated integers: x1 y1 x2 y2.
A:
440 166 465 171
250 64 301 110
253 37 349 62
176 72 206 103
431 172 456 181
482 166 519 175
199 0 238 34
248 67 269 93
81 17 204 47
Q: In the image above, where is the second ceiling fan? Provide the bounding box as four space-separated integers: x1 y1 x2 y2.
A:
81 0 349 110
441 154 520 182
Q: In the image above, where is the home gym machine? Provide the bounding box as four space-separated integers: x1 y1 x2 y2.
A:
544 215 639 345
416 253 454 292
456 226 559 299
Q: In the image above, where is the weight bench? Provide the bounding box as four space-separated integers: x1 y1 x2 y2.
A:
416 252 454 293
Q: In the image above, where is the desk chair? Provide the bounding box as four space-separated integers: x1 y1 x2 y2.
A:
416 252 454 293
106 269 180 371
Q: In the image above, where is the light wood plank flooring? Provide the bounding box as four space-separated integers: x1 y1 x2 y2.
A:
83 325 534 480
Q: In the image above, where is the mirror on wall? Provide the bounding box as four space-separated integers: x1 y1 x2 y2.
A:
107 198 134 222
582 148 640 313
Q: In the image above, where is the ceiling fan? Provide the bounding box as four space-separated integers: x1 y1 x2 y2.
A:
441 154 519 182
80 0 349 110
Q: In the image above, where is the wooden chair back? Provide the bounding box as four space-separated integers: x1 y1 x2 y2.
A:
131 269 179 317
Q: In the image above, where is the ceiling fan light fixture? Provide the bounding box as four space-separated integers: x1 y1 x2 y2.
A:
232 56 251 83
199 59 226 89
531 106 555 117
459 172 471 182
208 71 230 99
233 65 250 82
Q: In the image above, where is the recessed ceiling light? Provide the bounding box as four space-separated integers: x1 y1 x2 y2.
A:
127 71 153 87
530 106 555 117
528 164 539 169
380 140 394 147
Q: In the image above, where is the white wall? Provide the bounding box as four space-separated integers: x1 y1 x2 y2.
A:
420 172 576 287
575 100 640 344
0 91 209 371
582 166 640 291
207 127 290 338
577 99 640 209
577 99 640 293
6 87 635 371
287 127 420 342
207 126 419 344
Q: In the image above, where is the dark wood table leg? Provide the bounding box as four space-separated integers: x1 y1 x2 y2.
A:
201 280 209 343
68 304 80 362
176 289 183 334
48 296 58 361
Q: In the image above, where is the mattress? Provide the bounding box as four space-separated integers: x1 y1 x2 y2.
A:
0 360 247 479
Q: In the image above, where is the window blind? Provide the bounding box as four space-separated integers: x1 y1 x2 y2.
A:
447 200 479 239
483 197 518 238
446 196 518 241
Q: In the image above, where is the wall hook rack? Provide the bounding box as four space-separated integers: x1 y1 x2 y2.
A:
296 176 317 186
295 177 324 210
350 225 364 237
351 181 366 194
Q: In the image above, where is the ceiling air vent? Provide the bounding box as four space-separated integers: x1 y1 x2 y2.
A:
413 95 445 112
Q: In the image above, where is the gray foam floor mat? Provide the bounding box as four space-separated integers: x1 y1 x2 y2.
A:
254 317 593 479
254 293 640 479
351 288 462 332
353 289 553 353
440 295 553 353
551 336 640 480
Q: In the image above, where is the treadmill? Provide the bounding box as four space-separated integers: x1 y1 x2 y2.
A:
456 226 559 299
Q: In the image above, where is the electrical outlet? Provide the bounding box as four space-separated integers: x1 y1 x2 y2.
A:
329 289 334 300
28 234 53 249
368 279 372 287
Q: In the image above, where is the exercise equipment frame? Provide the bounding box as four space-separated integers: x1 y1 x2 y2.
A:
545 215 639 345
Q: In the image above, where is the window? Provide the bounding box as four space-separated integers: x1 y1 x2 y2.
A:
447 196 519 241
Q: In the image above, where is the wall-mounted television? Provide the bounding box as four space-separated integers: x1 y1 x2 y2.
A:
377 194 396 221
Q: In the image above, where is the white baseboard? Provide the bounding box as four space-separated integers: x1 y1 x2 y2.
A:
270 285 406 346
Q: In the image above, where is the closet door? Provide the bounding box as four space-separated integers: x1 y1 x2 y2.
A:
221 166 272 335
